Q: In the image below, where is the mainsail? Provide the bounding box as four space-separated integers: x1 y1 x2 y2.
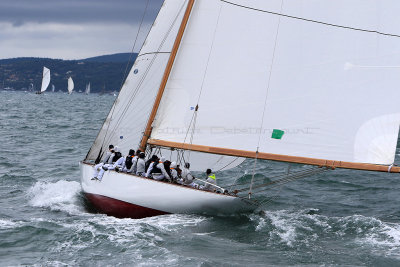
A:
68 77 74 94
40 67 50 93
146 0 400 172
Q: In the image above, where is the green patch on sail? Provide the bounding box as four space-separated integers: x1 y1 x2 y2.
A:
271 129 284 140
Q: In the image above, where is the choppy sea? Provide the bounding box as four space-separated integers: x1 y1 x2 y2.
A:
1 90 400 266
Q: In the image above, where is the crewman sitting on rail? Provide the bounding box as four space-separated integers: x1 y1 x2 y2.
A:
169 162 179 183
200 169 218 192
122 149 135 172
180 162 198 188
152 157 171 181
92 145 114 179
128 149 141 174
93 146 124 181
145 155 159 178
136 152 146 176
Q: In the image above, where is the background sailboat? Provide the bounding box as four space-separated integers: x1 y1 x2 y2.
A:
51 84 55 93
85 82 91 95
36 67 50 94
67 77 74 95
81 0 400 219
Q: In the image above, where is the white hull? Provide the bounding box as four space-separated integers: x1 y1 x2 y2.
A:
80 162 257 218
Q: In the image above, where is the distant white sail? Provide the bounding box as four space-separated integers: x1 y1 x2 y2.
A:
68 77 74 94
40 67 50 93
85 82 90 94
51 84 55 92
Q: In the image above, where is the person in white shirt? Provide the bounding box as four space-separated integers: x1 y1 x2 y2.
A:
145 155 159 178
152 157 171 181
169 162 179 183
92 145 114 179
181 162 198 188
93 147 123 181
136 152 146 176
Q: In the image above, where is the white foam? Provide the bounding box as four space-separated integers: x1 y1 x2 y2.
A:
27 180 83 215
0 219 19 229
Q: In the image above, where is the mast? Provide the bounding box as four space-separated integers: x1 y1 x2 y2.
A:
148 139 400 173
139 0 195 151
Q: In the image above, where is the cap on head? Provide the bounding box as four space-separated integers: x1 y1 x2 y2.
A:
151 155 158 161
109 145 114 150
170 161 177 168
139 152 145 158
114 146 120 153
160 156 166 162
129 149 135 156
206 169 212 175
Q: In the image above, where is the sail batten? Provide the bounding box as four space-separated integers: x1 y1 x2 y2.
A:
148 139 400 173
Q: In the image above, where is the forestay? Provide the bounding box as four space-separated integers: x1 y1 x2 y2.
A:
40 67 50 93
150 0 400 166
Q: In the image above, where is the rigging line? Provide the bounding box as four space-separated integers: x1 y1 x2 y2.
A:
220 0 400 38
102 1 189 149
249 0 284 198
234 166 320 189
214 156 240 172
237 167 329 194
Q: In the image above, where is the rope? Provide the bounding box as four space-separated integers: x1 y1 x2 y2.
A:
220 0 400 38
235 166 329 194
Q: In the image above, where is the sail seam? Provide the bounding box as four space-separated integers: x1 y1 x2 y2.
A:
220 0 400 38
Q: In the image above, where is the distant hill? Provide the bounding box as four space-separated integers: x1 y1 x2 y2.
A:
0 53 138 93
82 53 137 63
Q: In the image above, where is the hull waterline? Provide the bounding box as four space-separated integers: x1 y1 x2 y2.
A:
80 162 257 219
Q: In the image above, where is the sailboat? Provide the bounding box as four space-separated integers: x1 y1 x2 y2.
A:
67 77 74 94
51 84 55 93
35 67 50 94
81 0 400 219
85 82 91 95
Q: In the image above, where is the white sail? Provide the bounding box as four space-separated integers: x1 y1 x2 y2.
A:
68 77 74 94
86 0 190 160
85 82 91 94
40 67 50 93
51 84 55 92
150 0 400 165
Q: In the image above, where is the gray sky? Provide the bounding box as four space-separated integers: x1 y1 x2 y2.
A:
0 0 163 60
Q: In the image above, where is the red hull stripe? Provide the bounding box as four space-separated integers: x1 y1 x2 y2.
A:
85 193 169 219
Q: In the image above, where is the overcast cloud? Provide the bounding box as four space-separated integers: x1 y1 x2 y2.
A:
0 0 163 59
